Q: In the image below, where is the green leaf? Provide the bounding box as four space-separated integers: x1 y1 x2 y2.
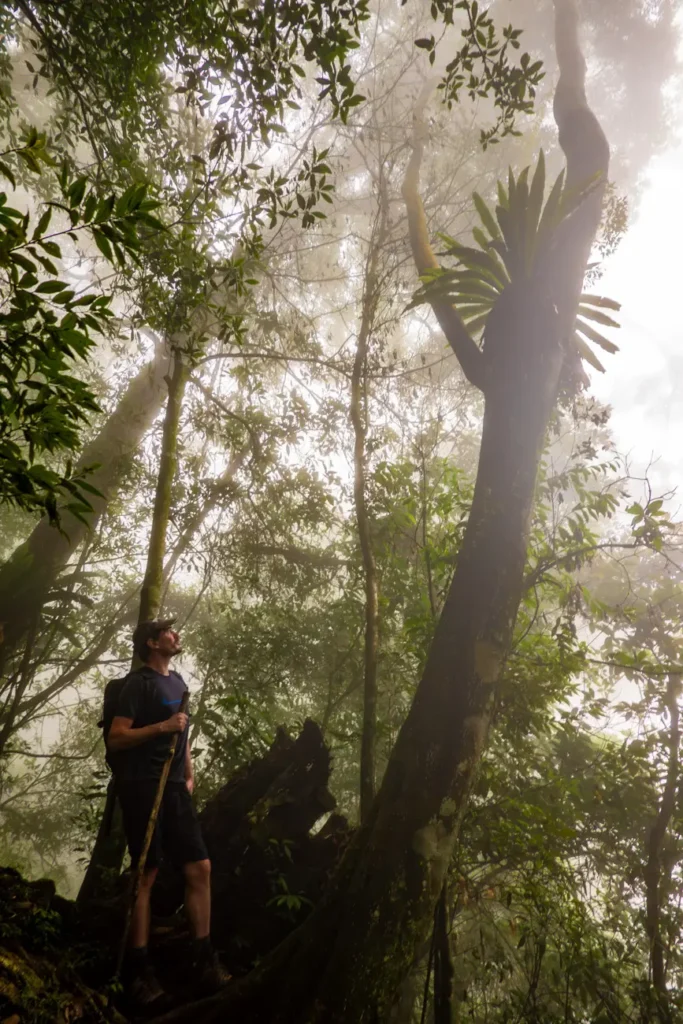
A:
576 305 620 330
536 169 566 251
74 479 103 498
38 239 61 256
67 177 87 208
17 149 42 175
575 319 619 354
35 280 69 293
473 191 501 241
11 253 37 273
92 228 113 260
579 293 621 312
0 161 16 188
464 313 489 335
33 206 52 239
444 240 508 288
525 151 545 270
575 335 605 373
511 165 529 269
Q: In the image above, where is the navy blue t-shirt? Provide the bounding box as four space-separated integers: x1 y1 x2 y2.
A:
115 668 189 782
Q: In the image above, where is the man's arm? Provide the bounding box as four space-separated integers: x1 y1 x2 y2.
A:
184 741 194 794
108 712 188 752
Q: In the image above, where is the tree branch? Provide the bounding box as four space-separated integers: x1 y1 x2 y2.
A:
402 86 485 392
249 544 351 569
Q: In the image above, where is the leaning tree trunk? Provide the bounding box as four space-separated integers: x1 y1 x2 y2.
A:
9 443 248 760
0 342 172 704
0 246 251 686
156 2 609 1020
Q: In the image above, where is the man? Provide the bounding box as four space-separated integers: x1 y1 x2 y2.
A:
108 618 230 1008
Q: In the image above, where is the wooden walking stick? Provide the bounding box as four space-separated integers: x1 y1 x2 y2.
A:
115 689 190 977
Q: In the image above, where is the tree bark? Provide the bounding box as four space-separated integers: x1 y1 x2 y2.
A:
0 251 248 677
0 442 245 762
352 182 389 824
155 2 609 1019
433 884 454 1024
644 673 680 1023
0 341 172 672
137 346 188 628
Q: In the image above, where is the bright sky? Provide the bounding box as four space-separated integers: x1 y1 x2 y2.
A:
592 118 683 509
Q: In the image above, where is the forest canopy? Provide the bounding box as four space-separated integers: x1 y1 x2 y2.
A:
1 1 683 1022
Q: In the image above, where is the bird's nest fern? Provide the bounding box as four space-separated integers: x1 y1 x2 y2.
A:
409 151 620 373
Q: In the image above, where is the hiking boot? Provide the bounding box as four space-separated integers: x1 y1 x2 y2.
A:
195 951 232 995
127 962 166 1011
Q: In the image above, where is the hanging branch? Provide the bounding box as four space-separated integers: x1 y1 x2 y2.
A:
401 85 486 392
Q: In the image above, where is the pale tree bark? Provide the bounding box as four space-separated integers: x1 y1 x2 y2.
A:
352 171 390 824
156 1 609 1019
0 341 172 673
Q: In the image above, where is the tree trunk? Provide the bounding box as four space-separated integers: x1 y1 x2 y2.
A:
433 885 454 1024
0 254 247 677
352 184 388 824
644 673 680 1023
79 346 189 901
155 2 609 1020
137 346 188 627
76 778 125 906
0 341 172 673
3 442 248 759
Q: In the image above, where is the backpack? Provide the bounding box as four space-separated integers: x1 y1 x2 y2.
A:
98 673 133 774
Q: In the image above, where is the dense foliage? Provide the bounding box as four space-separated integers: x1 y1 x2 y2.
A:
0 0 682 1021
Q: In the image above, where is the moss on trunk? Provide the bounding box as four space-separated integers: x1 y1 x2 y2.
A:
137 348 188 627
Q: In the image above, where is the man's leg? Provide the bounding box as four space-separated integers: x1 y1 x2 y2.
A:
183 858 211 939
118 781 166 1006
166 784 229 991
181 857 230 991
130 865 159 949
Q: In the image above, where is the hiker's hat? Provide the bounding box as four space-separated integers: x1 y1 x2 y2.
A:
132 617 177 661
